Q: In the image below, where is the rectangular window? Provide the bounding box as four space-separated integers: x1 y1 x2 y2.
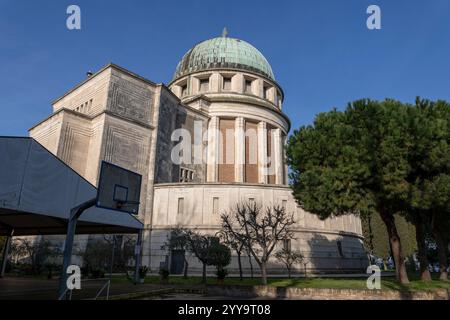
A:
180 168 195 183
223 77 232 91
213 197 219 215
282 200 287 210
283 239 292 252
263 85 271 100
337 241 345 258
181 84 188 97
177 198 184 215
200 78 209 92
245 79 252 94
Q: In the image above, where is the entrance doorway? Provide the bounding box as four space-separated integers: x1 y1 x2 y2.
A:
170 250 185 274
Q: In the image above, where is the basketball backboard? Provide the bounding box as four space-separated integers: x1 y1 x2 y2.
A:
96 161 142 215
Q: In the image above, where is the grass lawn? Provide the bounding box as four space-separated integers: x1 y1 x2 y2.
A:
111 273 449 292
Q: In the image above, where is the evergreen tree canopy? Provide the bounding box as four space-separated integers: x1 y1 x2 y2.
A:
286 98 450 283
287 99 412 219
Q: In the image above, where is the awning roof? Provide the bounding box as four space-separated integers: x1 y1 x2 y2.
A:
0 137 143 236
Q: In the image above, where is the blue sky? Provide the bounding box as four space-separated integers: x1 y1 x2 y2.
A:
1 0 450 136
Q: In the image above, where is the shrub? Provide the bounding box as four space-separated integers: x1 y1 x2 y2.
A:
216 268 228 280
158 267 169 279
90 268 105 279
139 266 149 278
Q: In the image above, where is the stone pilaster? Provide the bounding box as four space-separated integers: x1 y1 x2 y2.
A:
273 128 284 185
210 72 221 92
207 116 219 182
235 117 245 182
232 74 244 93
284 134 289 184
257 121 268 184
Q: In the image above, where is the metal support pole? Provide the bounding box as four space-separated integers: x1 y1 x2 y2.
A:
109 235 116 279
1 230 13 278
58 198 96 300
134 230 143 284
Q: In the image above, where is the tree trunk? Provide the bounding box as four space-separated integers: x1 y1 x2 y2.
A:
237 252 243 281
414 218 432 281
248 254 254 278
368 213 375 256
183 258 189 279
260 262 267 285
434 231 448 281
202 263 207 284
288 267 291 279
379 209 409 284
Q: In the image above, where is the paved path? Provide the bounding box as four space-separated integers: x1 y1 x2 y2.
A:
0 277 173 300
0 273 397 300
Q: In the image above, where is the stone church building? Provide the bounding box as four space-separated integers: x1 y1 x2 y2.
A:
29 33 368 274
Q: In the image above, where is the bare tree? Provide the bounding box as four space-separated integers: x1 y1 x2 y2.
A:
13 238 60 275
301 259 310 279
221 202 295 285
245 246 254 278
275 248 304 278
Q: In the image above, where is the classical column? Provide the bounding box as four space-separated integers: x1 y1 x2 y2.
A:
273 128 284 185
257 121 268 184
207 116 219 182
235 117 245 182
284 133 289 184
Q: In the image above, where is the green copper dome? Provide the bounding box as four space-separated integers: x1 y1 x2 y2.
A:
172 36 275 82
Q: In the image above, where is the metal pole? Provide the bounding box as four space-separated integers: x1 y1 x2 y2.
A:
109 235 116 279
1 230 13 278
134 230 143 284
58 198 96 299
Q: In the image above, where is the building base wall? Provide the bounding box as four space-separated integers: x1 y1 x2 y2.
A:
144 183 369 275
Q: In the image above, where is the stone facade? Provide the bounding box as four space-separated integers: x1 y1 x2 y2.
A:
29 35 369 275
207 285 450 300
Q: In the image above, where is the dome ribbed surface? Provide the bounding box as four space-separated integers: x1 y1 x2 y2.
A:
173 37 275 81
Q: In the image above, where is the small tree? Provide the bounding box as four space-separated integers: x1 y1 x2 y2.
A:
275 248 304 279
161 227 190 278
221 202 295 285
80 239 110 278
184 230 215 284
301 259 310 279
207 242 231 283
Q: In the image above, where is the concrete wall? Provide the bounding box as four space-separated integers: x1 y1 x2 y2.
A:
148 183 367 274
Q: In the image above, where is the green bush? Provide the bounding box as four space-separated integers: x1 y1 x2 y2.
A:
158 267 169 279
216 268 228 280
139 266 149 278
90 268 105 279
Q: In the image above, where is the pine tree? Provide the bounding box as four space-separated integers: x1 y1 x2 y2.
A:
287 99 413 284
